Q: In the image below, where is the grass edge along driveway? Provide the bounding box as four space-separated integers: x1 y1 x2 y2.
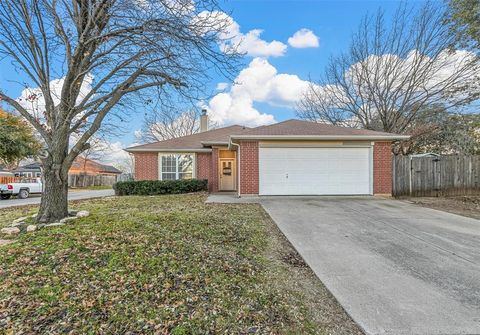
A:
0 194 361 334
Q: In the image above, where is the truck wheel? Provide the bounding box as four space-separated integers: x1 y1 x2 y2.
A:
0 194 11 200
18 189 29 199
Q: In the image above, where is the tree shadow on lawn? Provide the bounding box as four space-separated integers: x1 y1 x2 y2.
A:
0 194 362 334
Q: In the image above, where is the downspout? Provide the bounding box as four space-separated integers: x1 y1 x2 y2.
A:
231 141 241 198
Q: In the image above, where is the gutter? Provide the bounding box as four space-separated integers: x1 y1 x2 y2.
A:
229 134 410 141
124 148 213 153
230 141 241 198
200 141 229 147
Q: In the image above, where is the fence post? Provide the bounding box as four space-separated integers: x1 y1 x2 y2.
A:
409 155 412 197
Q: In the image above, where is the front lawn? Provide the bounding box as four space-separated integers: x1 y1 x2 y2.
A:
0 194 361 334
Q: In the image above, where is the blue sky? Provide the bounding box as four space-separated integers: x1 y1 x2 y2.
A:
0 0 422 154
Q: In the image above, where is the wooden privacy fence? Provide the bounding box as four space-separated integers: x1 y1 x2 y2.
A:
393 155 480 197
0 176 15 184
0 176 38 184
68 174 117 188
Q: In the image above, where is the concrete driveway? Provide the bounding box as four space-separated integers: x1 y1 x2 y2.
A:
261 196 480 335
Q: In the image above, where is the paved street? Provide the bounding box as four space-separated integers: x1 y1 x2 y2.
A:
0 189 115 209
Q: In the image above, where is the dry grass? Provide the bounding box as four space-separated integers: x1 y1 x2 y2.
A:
0 194 361 334
406 196 480 220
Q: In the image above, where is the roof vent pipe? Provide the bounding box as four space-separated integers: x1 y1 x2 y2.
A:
200 109 208 132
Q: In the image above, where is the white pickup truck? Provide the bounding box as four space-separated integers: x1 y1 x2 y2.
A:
0 178 43 200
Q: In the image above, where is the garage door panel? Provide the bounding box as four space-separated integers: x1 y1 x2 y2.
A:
259 147 372 195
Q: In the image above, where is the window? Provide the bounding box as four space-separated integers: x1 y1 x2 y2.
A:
178 155 193 180
160 154 194 180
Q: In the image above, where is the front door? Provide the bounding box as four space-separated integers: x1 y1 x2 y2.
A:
219 159 236 191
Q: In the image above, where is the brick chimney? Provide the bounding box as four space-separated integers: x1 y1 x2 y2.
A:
200 109 208 132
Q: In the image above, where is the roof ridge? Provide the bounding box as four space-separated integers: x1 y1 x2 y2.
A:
232 118 405 137
239 119 299 134
127 124 249 149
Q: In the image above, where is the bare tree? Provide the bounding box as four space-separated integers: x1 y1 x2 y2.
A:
297 2 480 134
396 106 480 155
0 0 238 223
113 153 134 176
140 109 200 142
139 106 219 142
72 135 108 172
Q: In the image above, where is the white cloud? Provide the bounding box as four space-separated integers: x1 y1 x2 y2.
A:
216 82 229 91
134 129 143 139
16 75 93 125
207 57 311 126
69 132 134 172
97 140 132 166
195 11 287 58
343 49 480 99
288 29 319 48
234 29 287 58
305 48 480 126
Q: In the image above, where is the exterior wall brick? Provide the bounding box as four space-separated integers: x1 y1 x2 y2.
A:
210 148 219 192
134 141 393 196
373 141 393 195
196 152 216 192
133 153 158 180
239 141 259 195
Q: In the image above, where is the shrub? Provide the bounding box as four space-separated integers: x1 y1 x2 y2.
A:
113 179 208 196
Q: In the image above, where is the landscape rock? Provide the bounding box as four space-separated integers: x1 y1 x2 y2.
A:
45 222 65 228
1 227 20 236
0 239 14 247
26 225 38 232
68 210 78 216
60 217 77 223
31 213 38 218
12 216 28 224
76 210 90 218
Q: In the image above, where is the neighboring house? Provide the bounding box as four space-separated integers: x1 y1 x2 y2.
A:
12 158 122 178
70 156 122 177
125 117 408 196
68 157 122 187
0 170 14 177
0 164 11 175
12 162 42 178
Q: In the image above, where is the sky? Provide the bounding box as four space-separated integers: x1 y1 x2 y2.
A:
201 0 407 128
0 0 425 165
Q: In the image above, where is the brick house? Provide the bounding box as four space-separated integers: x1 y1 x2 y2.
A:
69 156 122 177
126 115 408 196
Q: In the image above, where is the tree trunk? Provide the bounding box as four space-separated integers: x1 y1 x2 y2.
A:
37 153 70 223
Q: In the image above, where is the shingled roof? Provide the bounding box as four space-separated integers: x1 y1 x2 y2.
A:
233 119 401 137
125 119 407 152
125 125 251 152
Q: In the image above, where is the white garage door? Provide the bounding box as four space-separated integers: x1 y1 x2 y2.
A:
259 147 372 195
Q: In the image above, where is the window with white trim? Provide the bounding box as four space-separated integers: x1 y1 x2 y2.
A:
160 154 194 180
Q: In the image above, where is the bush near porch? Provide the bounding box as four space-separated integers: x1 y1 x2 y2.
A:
113 179 208 196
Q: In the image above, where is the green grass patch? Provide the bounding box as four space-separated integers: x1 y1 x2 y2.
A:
0 194 361 334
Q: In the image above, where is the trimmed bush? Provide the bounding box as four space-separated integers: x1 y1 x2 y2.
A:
113 179 208 196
